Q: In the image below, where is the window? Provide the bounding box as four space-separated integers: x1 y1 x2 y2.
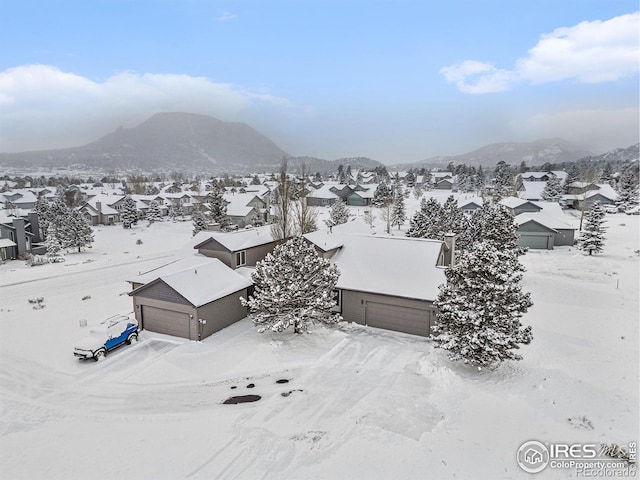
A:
332 289 342 313
236 250 246 267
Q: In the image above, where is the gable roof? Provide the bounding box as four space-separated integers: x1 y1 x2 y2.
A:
303 218 374 253
514 216 558 233
194 225 276 252
128 257 252 307
330 235 446 301
457 196 484 208
518 181 547 201
498 196 542 211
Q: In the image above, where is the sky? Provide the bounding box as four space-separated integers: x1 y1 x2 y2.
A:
1 0 638 164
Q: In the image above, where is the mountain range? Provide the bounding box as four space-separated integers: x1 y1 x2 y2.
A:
2 111 631 173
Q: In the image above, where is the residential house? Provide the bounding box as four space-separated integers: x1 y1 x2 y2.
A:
563 183 618 210
330 234 451 337
78 194 122 225
457 197 484 215
193 225 279 269
0 212 41 260
128 257 252 340
303 218 373 258
223 192 268 227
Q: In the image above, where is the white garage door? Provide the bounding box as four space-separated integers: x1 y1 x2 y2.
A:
366 302 431 337
142 305 191 339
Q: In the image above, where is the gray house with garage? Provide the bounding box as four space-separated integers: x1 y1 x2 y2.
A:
193 225 279 269
128 257 252 340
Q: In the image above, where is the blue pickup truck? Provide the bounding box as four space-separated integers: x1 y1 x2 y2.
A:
74 315 139 361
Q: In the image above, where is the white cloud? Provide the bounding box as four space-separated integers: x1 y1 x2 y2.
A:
217 10 237 22
439 60 515 94
514 107 640 153
0 65 291 152
442 12 640 93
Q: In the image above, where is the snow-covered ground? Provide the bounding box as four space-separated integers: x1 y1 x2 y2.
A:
1 201 638 479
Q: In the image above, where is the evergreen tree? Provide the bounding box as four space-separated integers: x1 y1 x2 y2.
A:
457 204 520 253
565 164 581 189
541 176 564 202
432 241 533 368
617 166 639 207
33 196 52 237
327 199 350 227
204 186 229 226
371 182 392 207
493 161 514 197
192 211 208 236
62 210 94 253
413 182 424 199
578 201 607 256
121 195 138 228
476 166 486 191
391 184 407 229
439 195 467 236
145 200 163 223
49 195 70 233
406 197 442 239
337 164 346 184
44 226 65 263
241 236 341 334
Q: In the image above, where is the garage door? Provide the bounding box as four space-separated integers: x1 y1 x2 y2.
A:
517 234 550 250
142 305 191 339
365 302 431 337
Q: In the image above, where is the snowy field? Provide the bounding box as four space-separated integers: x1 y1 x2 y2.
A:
0 197 638 479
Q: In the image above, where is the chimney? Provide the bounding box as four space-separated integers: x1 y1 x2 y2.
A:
96 201 102 213
443 233 456 266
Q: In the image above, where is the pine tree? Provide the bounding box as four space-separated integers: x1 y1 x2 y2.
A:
372 182 393 233
145 200 163 223
205 186 229 226
33 196 52 237
578 201 607 256
617 166 639 207
565 164 581 190
493 161 514 197
406 197 442 239
62 209 94 253
327 199 350 227
192 211 208 236
390 184 407 229
541 176 564 202
457 204 520 253
241 236 341 334
121 195 138 228
439 195 467 236
44 226 65 263
432 241 533 368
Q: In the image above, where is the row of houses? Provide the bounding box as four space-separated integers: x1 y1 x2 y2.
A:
126 220 454 341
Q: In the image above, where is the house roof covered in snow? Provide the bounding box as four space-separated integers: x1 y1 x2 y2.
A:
128 257 252 307
457 196 484 208
588 184 618 201
193 225 276 252
518 181 547 201
498 196 542 210
306 184 340 200
303 218 374 252
330 235 446 301
83 194 121 215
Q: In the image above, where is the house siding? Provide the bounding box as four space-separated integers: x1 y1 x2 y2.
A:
513 204 542 215
135 280 192 305
196 289 249 338
554 229 575 246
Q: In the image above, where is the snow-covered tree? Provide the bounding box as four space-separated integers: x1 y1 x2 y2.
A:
406 197 442 239
326 199 350 227
390 184 407 229
617 166 639 207
432 241 533 369
145 200 163 223
457 204 520 253
204 186 229 226
578 201 607 256
62 209 94 253
372 182 393 233
241 236 341 334
271 159 295 240
192 211 208 236
413 182 424 199
541 176 564 202
439 195 467 236
493 161 514 197
121 195 138 228
33 196 52 237
44 226 65 263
